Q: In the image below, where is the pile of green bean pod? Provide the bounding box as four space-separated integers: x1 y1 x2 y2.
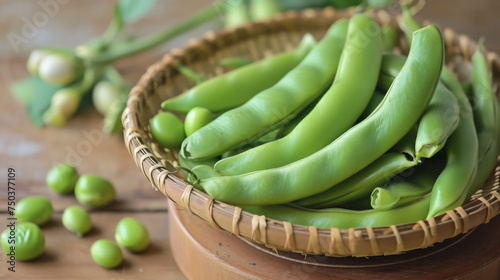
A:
153 11 500 230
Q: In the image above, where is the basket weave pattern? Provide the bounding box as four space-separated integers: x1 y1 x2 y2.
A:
122 8 500 257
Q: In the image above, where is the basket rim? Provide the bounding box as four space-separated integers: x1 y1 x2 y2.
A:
122 7 500 257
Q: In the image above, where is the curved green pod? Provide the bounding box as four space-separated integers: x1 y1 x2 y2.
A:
427 67 479 218
161 32 317 114
377 54 460 159
371 155 446 210
215 14 382 175
241 195 431 230
181 20 349 160
466 42 499 198
382 24 397 52
294 152 417 209
357 91 385 122
197 25 444 205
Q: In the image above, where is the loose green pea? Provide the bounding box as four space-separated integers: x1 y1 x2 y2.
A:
184 107 214 136
150 112 186 149
1 222 45 261
90 239 123 269
75 174 115 208
46 164 79 194
15 196 53 226
62 205 92 237
115 217 150 252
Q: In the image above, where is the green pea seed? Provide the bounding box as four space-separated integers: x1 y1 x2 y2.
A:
184 107 214 137
75 174 115 208
46 164 79 194
115 217 149 252
15 196 53 226
150 112 185 149
1 222 45 261
62 205 92 237
90 239 123 269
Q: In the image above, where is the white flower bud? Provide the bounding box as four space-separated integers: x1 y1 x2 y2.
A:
92 81 122 116
38 54 78 86
26 49 50 76
51 88 81 118
43 109 67 127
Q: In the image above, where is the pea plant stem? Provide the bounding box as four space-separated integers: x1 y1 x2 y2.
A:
90 4 221 65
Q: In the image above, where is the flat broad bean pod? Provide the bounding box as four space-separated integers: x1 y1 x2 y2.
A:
427 67 478 218
179 155 218 187
377 54 460 159
466 42 500 198
357 90 385 121
181 20 349 160
196 25 444 205
241 195 431 230
294 152 418 209
294 121 418 209
399 7 479 218
161 33 316 114
371 155 446 210
382 24 397 52
215 14 383 175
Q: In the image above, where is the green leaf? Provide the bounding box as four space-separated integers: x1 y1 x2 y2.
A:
16 77 63 127
10 76 40 106
118 0 157 23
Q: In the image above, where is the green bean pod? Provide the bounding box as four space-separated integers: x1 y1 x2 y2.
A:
371 155 446 210
179 154 219 187
241 195 431 229
415 83 460 159
197 25 443 205
357 91 385 121
181 20 349 160
215 14 383 175
382 24 397 52
296 126 417 209
427 67 478 218
221 127 284 159
401 3 478 214
466 42 499 198
377 54 460 159
294 152 417 209
276 99 317 138
161 33 317 114
470 42 497 151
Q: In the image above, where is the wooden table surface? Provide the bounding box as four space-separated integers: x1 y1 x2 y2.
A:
0 1 499 279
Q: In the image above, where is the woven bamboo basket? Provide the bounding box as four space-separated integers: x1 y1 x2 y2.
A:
122 7 500 257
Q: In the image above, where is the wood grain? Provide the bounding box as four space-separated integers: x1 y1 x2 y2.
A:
0 212 186 280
